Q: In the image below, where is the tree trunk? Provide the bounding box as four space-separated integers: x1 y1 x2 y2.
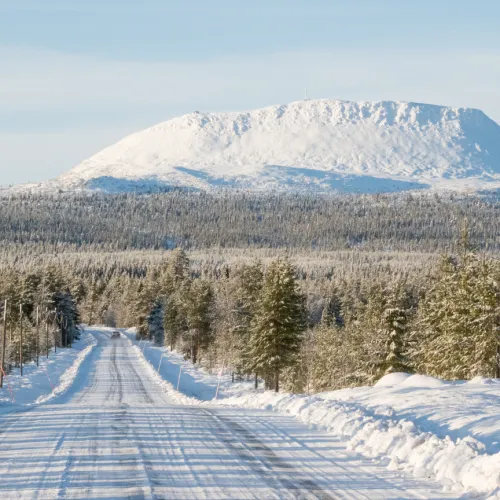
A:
19 304 23 376
0 300 7 389
496 342 500 379
274 371 279 392
254 373 258 389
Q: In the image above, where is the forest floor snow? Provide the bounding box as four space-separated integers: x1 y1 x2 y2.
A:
125 330 500 499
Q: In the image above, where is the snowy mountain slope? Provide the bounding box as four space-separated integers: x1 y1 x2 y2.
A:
22 99 500 193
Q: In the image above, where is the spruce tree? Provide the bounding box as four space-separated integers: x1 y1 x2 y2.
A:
147 300 164 345
234 262 263 378
248 258 306 392
380 287 410 375
414 228 500 379
184 279 213 364
162 248 190 295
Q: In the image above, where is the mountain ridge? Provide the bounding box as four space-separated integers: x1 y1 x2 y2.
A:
12 99 500 194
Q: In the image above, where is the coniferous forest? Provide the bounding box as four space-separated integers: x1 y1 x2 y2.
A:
0 191 499 391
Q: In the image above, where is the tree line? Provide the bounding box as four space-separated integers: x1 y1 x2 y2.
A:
127 233 500 391
1 189 499 393
1 191 499 252
0 266 80 387
2 228 498 392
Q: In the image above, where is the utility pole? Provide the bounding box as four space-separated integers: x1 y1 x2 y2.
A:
35 306 40 367
19 304 23 376
54 309 58 354
496 332 500 379
45 309 49 358
68 316 72 348
65 316 69 348
61 315 66 348
1 299 7 389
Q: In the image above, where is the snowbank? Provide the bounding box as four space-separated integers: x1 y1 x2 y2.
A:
123 333 500 498
219 388 500 497
0 329 97 411
123 329 254 401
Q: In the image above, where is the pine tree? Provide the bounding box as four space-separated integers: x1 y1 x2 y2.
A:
248 258 306 392
184 279 213 364
380 286 410 375
160 249 191 349
414 225 500 379
147 300 164 345
163 281 189 350
234 262 263 377
161 248 190 295
321 287 344 328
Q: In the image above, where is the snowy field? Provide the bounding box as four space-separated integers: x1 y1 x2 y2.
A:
126 330 500 499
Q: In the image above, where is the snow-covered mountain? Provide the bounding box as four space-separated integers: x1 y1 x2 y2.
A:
20 99 500 193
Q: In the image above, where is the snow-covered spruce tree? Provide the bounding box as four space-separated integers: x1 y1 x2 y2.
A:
233 261 264 380
212 277 240 378
309 324 338 391
54 289 80 347
20 272 41 321
321 287 344 328
413 227 500 379
161 248 190 295
80 276 104 326
349 282 413 384
183 279 214 364
359 284 387 383
163 285 189 350
160 249 191 349
129 281 152 339
281 328 317 393
147 300 164 345
472 259 500 377
247 258 306 392
379 286 411 375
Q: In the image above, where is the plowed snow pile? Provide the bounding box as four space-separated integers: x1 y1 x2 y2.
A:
0 330 96 411
128 332 500 498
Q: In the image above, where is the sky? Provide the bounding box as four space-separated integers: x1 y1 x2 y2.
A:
1 0 499 185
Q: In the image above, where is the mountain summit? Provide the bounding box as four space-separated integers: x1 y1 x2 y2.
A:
27 99 500 193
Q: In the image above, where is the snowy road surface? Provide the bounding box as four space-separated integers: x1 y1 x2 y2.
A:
0 330 455 499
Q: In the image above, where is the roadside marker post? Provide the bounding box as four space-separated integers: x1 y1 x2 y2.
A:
44 368 55 393
215 363 225 400
176 366 182 391
0 366 15 403
157 354 164 373
1 299 7 389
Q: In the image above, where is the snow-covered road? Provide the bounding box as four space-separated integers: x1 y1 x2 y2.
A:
0 329 455 499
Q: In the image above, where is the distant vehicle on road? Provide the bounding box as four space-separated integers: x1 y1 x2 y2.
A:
111 331 121 339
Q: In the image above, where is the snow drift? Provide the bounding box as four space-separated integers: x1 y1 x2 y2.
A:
129 332 500 498
0 331 96 410
22 99 500 194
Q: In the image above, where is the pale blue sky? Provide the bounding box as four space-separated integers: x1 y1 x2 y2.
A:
1 0 499 184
